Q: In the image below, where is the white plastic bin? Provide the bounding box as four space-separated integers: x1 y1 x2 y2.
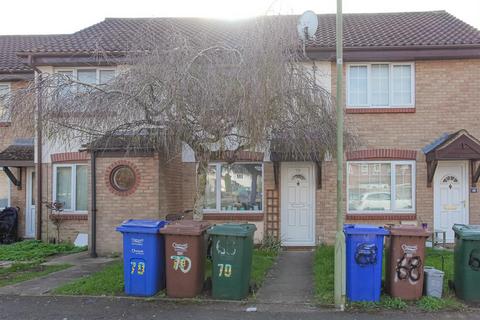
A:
424 267 444 298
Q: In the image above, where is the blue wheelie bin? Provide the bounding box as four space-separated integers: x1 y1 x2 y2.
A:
116 219 167 296
344 224 389 302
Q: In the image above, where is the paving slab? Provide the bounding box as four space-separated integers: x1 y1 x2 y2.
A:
255 250 314 306
0 252 115 296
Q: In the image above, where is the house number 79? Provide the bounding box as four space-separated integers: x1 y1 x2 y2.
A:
218 264 232 278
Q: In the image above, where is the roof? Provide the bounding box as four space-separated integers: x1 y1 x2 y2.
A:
0 138 34 166
0 35 65 74
20 11 480 56
423 129 480 160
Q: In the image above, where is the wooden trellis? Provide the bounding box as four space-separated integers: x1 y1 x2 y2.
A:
265 189 280 239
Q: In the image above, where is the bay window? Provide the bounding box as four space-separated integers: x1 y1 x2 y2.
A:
53 164 88 212
347 161 415 213
204 163 263 212
347 63 414 108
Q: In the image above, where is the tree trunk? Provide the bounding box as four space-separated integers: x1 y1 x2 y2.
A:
193 158 208 221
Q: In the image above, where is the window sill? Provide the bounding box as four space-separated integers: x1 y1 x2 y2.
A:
346 213 416 221
49 213 88 221
203 213 264 221
0 122 11 127
346 107 415 114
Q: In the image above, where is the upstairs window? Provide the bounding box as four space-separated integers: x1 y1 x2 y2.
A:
347 63 414 108
55 68 116 94
0 83 11 121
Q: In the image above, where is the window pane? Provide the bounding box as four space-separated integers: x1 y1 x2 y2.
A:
76 166 88 211
348 163 391 212
57 71 74 97
77 69 97 84
395 164 413 210
220 164 263 211
371 64 389 106
0 171 9 209
348 66 368 106
31 171 36 206
56 167 72 210
99 70 115 84
204 165 217 210
77 69 97 93
392 65 412 105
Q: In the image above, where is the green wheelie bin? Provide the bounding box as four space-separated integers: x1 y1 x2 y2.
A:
452 224 480 302
207 223 256 300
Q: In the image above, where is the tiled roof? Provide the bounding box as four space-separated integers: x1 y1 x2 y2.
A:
0 35 65 73
20 11 480 55
0 144 34 161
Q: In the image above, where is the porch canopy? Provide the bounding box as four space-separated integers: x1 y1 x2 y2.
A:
422 130 480 187
0 138 34 188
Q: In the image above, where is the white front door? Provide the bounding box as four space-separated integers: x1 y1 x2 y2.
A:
25 168 36 238
434 161 468 242
281 162 315 246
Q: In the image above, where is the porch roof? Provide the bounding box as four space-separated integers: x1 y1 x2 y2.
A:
423 130 480 161
0 139 34 167
423 130 480 187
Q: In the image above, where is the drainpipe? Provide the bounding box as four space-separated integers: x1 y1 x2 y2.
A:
28 55 43 241
90 150 97 257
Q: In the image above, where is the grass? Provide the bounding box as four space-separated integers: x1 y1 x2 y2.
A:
0 240 87 262
55 261 124 296
313 245 465 311
0 262 72 287
55 248 278 297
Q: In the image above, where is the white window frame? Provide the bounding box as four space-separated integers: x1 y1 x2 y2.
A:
203 162 264 214
346 62 415 108
52 163 88 213
347 160 416 214
0 171 11 210
54 67 116 85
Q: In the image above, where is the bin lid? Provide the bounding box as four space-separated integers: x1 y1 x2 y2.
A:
424 266 445 276
388 225 430 237
160 220 211 236
452 224 480 240
343 224 389 235
115 219 168 234
207 223 257 237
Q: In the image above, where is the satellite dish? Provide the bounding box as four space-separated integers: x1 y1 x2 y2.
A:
297 10 318 41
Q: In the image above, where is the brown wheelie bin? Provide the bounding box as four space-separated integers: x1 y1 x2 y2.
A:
160 220 210 298
385 225 430 300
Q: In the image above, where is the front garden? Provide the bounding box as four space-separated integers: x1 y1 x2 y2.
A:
0 240 86 287
313 245 465 311
54 248 277 298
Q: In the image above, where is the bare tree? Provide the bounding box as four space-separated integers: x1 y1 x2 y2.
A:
9 16 358 220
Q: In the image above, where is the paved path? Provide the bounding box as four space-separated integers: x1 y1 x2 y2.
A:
0 252 115 296
0 295 477 320
256 250 315 306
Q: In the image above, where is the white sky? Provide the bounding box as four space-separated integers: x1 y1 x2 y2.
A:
1 0 479 35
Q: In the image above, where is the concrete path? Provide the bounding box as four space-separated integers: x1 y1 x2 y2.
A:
0 252 115 296
256 250 315 306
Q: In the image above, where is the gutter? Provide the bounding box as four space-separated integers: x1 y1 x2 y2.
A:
27 55 43 241
90 150 97 258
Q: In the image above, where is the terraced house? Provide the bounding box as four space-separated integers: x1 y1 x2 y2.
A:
1 10 479 255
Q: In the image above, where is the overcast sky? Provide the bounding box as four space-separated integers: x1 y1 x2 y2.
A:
1 0 479 35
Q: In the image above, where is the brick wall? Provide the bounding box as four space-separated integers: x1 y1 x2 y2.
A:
0 80 34 239
313 59 480 244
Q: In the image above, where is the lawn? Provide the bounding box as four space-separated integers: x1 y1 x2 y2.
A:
55 248 278 297
0 240 86 288
313 245 464 311
0 240 86 262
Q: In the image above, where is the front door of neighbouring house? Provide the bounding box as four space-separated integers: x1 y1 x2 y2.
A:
25 168 36 238
434 161 468 242
281 162 315 246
